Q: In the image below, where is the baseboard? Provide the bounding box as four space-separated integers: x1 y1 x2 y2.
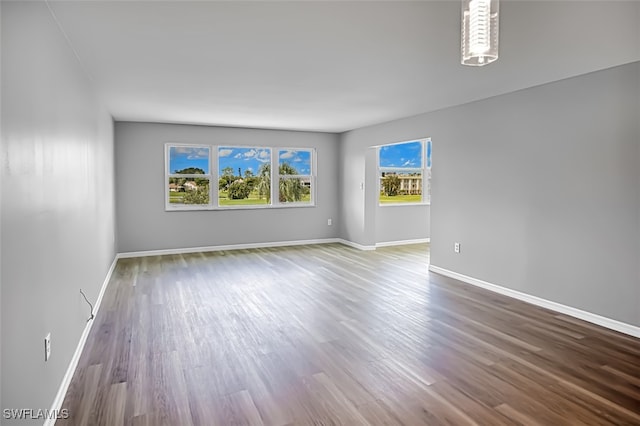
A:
376 238 430 248
118 237 426 258
117 238 346 258
428 265 640 339
45 255 118 426
336 239 376 251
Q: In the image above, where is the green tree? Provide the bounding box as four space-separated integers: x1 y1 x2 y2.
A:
256 163 271 203
227 180 250 199
194 177 209 187
279 162 298 175
242 170 257 191
245 176 258 192
278 162 304 202
219 177 229 191
182 184 209 204
382 174 400 196
279 177 305 202
255 162 309 203
219 167 235 190
174 167 205 174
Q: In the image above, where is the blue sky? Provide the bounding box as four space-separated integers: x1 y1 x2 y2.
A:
219 147 271 176
169 146 312 176
279 149 311 175
169 146 210 173
218 147 312 176
379 140 431 169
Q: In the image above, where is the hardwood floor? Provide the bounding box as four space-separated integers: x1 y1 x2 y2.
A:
58 243 640 425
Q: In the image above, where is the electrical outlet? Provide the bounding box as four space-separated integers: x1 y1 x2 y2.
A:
327 218 332 226
44 333 51 361
454 242 460 253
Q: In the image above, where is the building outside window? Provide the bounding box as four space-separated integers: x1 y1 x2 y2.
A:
378 138 431 205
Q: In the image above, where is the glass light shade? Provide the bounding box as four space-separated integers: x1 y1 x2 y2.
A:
462 0 499 66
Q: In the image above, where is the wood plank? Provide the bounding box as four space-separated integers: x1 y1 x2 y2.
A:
58 243 640 425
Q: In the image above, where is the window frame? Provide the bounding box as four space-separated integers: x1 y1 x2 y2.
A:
165 143 316 211
165 143 213 211
378 138 431 207
217 146 273 209
276 148 316 206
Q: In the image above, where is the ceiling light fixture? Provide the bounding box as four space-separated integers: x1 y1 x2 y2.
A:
461 0 499 66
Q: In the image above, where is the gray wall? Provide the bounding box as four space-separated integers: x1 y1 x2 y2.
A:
340 62 640 327
339 128 431 247
376 205 429 245
0 0 3 413
115 122 339 253
1 1 116 423
637 64 640 328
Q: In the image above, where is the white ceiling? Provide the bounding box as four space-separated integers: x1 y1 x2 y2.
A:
47 0 640 133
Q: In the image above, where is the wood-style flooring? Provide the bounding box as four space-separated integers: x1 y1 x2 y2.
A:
58 243 640 425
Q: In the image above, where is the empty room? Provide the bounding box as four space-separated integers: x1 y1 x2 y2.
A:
1 1 639 425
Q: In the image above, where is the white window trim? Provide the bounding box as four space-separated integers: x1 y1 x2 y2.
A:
276 147 316 206
165 143 213 211
378 138 431 207
216 145 273 210
165 143 316 211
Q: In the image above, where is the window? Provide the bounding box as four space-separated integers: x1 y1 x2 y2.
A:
165 144 315 210
378 138 431 205
218 147 272 207
167 145 211 207
278 149 313 205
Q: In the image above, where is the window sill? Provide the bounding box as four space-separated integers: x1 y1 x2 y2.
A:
378 202 430 207
165 203 316 212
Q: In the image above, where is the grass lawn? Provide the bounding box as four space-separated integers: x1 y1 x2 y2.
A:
379 194 422 204
169 191 210 204
170 190 311 205
278 193 312 203
169 192 185 203
219 191 269 206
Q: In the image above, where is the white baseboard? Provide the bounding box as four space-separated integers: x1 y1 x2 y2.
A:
428 265 640 339
117 238 345 258
376 238 430 248
45 256 118 426
336 238 376 251
118 237 426 259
